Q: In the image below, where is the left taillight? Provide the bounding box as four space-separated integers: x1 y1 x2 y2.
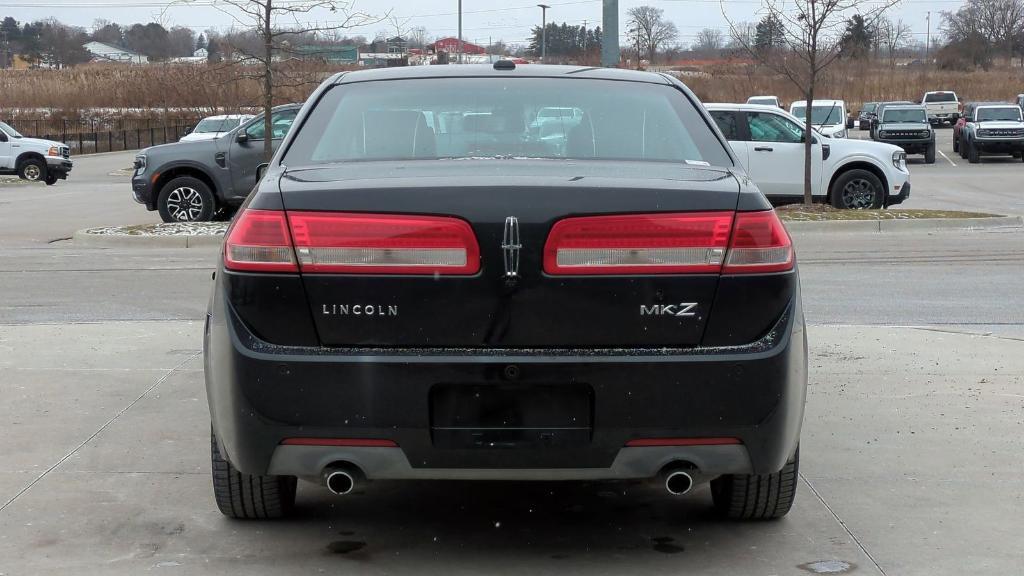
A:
223 209 298 272
287 212 480 275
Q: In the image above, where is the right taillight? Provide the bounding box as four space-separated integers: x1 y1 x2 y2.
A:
722 210 794 274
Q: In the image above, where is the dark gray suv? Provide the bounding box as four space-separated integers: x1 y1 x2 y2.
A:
132 104 299 222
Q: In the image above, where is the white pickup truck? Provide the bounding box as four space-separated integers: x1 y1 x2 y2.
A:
921 91 960 126
0 121 72 185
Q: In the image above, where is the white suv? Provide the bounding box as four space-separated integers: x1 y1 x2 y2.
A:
707 103 910 209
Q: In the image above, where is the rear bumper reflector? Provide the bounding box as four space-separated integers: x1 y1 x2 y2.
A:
624 437 742 447
280 438 399 448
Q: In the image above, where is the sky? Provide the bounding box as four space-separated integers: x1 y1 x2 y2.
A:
0 0 963 49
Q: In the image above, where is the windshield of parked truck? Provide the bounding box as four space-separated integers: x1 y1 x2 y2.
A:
882 108 928 123
194 118 243 133
748 97 779 106
924 92 957 103
976 107 1022 122
284 78 733 167
0 121 24 138
791 105 843 125
862 103 878 113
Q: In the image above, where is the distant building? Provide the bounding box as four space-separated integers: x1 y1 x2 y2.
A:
386 36 408 54
359 52 408 68
83 41 148 64
431 37 486 56
292 45 358 64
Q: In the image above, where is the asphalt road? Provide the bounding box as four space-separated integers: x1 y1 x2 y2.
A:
1 151 1022 575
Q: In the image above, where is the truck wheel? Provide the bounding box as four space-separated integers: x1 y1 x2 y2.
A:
17 158 46 182
711 446 799 520
952 135 959 154
157 176 216 222
967 138 980 164
211 427 296 519
830 169 884 209
925 143 936 164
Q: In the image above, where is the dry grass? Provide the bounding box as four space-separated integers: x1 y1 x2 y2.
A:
776 204 999 221
0 61 350 130
682 61 1024 110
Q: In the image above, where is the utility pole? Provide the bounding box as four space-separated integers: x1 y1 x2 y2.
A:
582 19 588 61
538 4 550 62
925 11 930 63
601 0 620 68
458 0 463 64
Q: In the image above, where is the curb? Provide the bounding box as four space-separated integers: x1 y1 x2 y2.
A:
784 215 1023 233
72 229 224 248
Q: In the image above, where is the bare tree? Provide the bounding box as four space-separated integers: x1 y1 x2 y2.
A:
877 16 911 67
627 6 679 65
694 28 724 55
177 0 380 161
725 0 898 205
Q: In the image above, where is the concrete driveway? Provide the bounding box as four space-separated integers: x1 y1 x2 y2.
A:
0 151 1022 575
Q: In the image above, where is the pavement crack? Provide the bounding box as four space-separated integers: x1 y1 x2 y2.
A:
800 472 887 576
0 350 202 515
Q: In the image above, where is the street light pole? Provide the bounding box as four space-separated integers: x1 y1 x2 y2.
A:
538 4 550 62
458 0 463 64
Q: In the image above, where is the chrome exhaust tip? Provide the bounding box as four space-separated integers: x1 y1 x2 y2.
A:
322 464 362 495
664 470 694 496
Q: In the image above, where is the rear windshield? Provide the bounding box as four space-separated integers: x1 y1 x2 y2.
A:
194 118 242 133
790 105 843 126
977 107 1022 121
882 108 927 123
862 103 877 113
925 92 957 103
283 78 733 167
748 97 778 106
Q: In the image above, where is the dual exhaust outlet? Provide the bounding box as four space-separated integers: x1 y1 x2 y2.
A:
320 462 696 496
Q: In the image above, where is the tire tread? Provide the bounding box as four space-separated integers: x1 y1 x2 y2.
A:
210 429 296 519
711 447 799 520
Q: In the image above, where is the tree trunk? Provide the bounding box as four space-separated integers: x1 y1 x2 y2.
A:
263 0 274 163
803 79 815 206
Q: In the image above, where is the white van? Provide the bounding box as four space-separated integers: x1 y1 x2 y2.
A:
789 99 847 138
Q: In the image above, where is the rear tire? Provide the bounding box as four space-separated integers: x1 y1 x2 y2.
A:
211 428 297 519
711 447 799 520
952 134 959 153
967 138 980 164
830 169 884 209
925 143 936 164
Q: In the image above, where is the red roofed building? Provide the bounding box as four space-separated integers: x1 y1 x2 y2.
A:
431 37 487 55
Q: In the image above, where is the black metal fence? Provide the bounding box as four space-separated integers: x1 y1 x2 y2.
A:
7 118 200 154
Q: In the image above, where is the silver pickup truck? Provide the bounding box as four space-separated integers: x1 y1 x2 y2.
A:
921 91 960 126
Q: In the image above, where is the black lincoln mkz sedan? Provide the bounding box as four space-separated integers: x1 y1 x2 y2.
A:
205 63 807 521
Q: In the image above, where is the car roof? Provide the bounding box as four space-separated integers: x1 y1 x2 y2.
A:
790 99 844 106
973 102 1016 107
331 64 673 85
706 103 787 111
747 96 779 100
882 104 925 110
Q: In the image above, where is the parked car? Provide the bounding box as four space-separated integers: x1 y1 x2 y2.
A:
707 103 910 209
747 95 782 108
206 63 807 521
132 104 300 222
955 102 1024 163
872 104 935 164
921 91 959 125
789 99 847 138
857 102 878 130
0 121 72 185
180 114 254 142
870 101 915 138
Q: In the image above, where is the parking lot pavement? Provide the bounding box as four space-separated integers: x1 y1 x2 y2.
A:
849 125 1024 216
0 320 1020 575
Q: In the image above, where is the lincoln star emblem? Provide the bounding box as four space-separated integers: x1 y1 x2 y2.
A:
501 216 521 281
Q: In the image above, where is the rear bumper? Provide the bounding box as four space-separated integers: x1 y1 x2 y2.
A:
205 282 807 481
